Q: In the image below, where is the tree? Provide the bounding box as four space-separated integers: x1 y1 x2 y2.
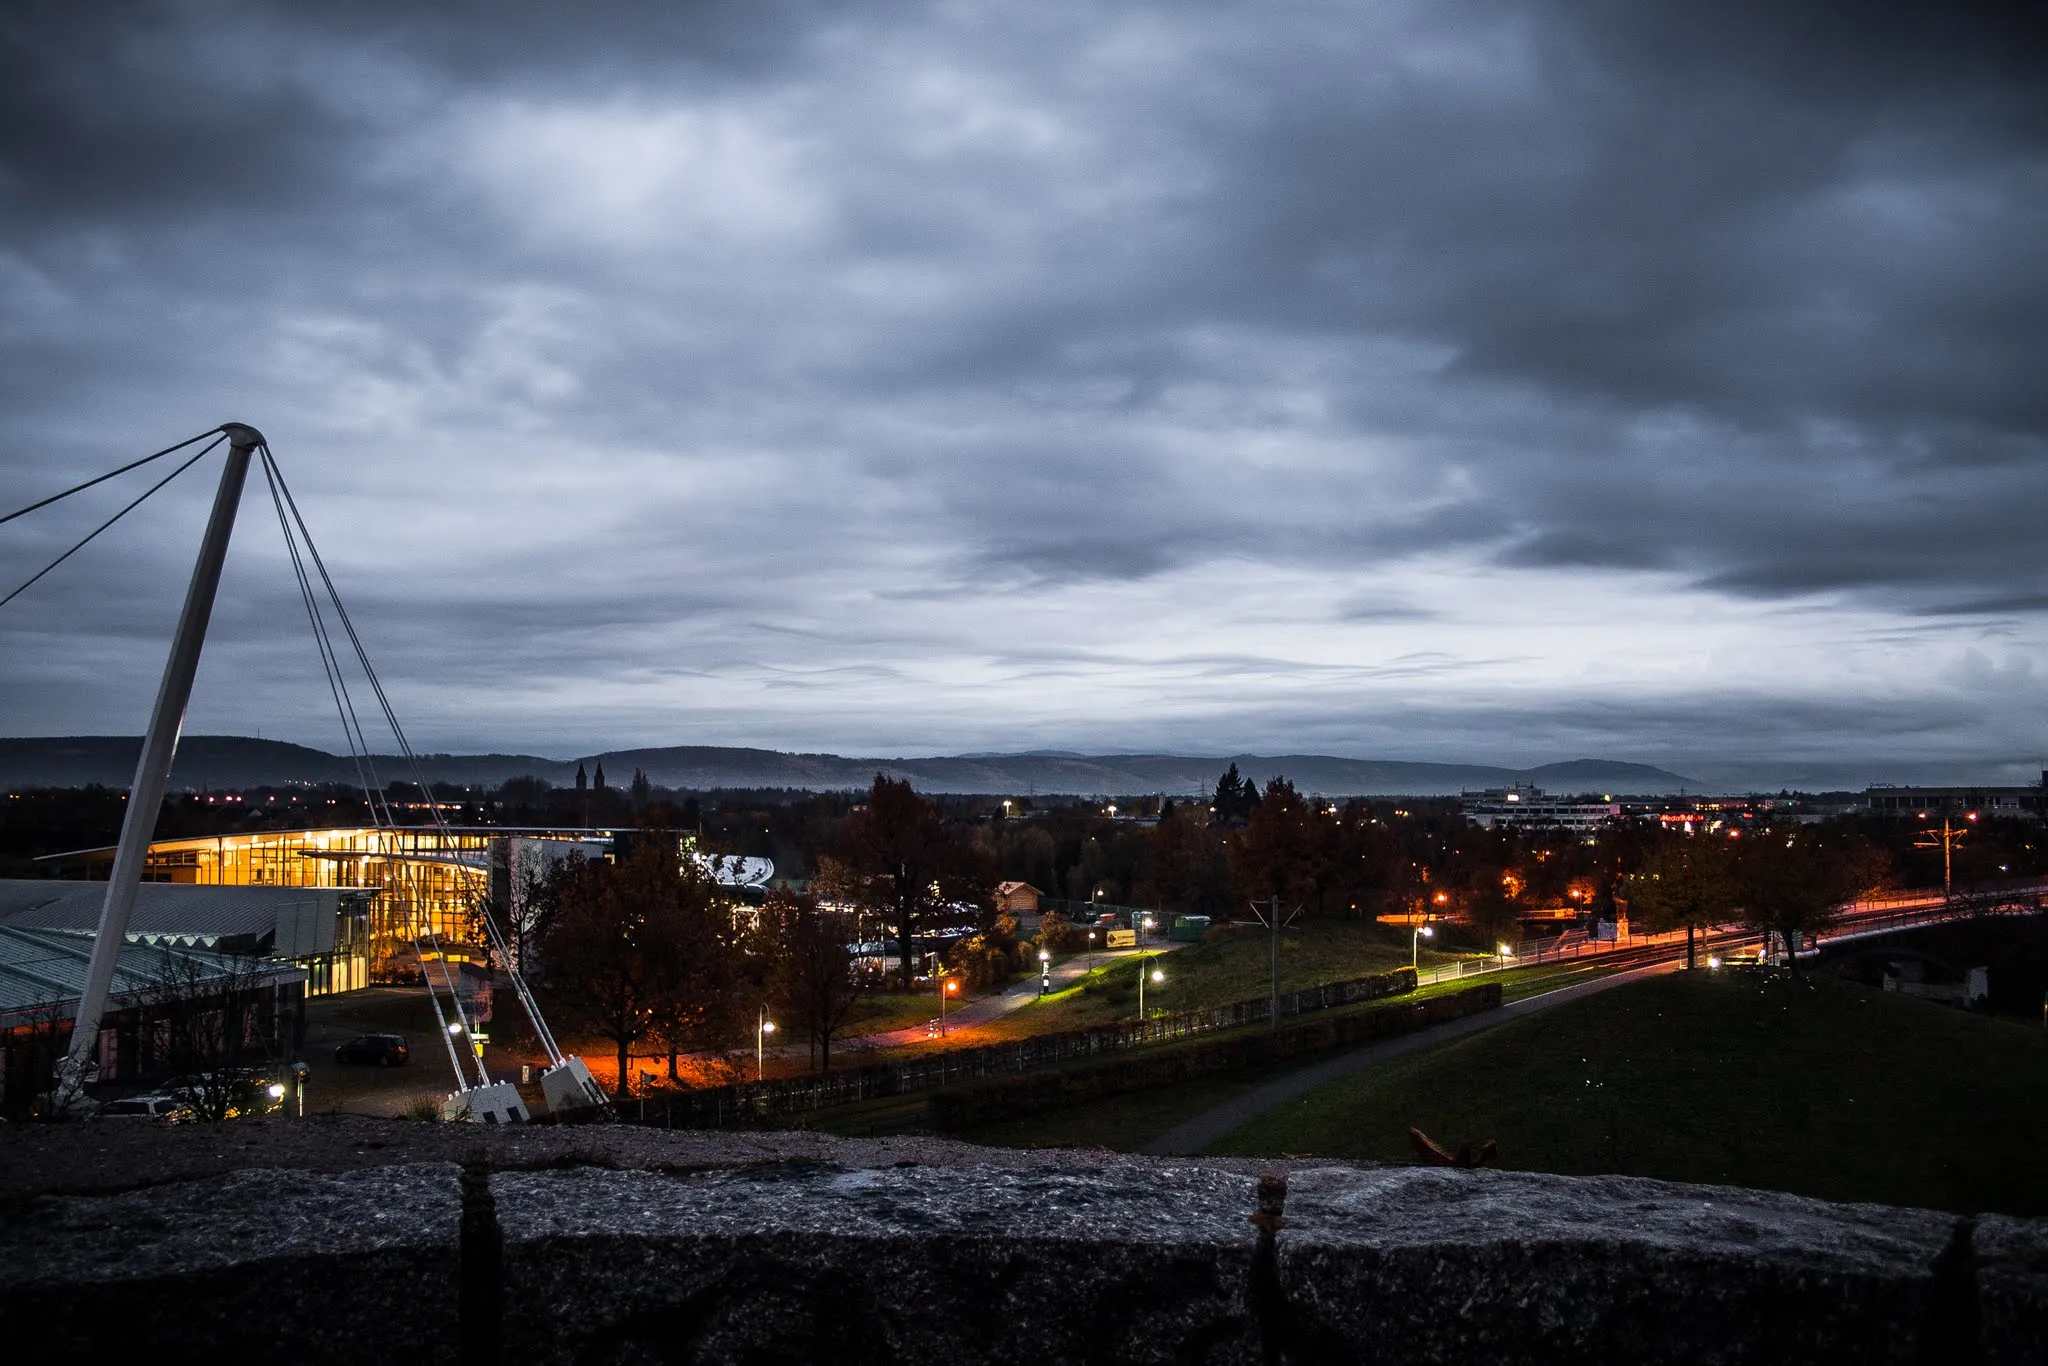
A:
1212 764 1261 823
1627 836 1737 969
832 775 993 989
763 889 870 1075
140 947 287 1121
1137 809 1233 915
1733 830 1887 973
1230 777 1318 908
533 841 733 1097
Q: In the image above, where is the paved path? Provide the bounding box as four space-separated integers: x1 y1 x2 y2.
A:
1140 956 1683 1156
842 942 1186 1051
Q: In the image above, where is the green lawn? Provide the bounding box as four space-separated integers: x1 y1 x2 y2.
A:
969 920 1475 1040
1212 969 2048 1216
957 960 1627 1150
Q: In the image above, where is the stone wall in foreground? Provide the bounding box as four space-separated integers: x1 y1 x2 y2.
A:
1 1155 2041 1364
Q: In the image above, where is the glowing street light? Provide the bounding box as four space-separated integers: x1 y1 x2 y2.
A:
1137 956 1165 1020
1497 943 1513 968
1412 923 1435 969
939 974 961 1036
757 1008 776 1081
1039 949 1052 997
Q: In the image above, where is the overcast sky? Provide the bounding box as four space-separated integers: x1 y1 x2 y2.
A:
2 2 2044 787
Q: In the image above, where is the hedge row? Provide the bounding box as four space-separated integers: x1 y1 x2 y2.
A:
925 981 1501 1132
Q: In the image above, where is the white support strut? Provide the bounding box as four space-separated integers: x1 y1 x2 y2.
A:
54 423 262 1106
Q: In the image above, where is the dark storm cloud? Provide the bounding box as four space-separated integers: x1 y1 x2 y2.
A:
1 1 2044 782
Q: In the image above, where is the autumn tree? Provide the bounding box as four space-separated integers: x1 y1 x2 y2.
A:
532 841 734 1097
1626 835 1737 969
1732 829 1888 973
1136 809 1233 915
1230 777 1320 912
832 775 994 988
763 889 870 1075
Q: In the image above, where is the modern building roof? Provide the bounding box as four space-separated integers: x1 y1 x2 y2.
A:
0 924 303 1025
0 880 366 956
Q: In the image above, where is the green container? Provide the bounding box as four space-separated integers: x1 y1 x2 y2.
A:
1169 915 1211 942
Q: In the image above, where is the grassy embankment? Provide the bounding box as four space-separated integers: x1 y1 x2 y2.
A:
808 958 1621 1138
1209 969 2048 1216
954 956 1629 1150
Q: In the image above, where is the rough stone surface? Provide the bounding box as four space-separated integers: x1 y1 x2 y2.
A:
495 1163 1262 1363
0 1122 2041 1363
1274 1166 1960 1365
0 1163 461 1361
1978 1213 2048 1366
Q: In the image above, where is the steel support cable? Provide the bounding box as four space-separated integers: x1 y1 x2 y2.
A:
263 448 572 1069
0 435 225 610
0 427 222 527
257 453 396 832
261 450 478 1094
258 451 400 833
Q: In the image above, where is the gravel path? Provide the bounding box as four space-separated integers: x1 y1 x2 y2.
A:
1140 957 1683 1156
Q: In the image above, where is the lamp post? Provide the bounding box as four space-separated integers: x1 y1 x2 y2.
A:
1412 922 1435 969
1137 956 1165 1020
1088 929 1098 970
756 1009 776 1081
1038 949 1052 997
940 974 959 1036
1498 943 1513 970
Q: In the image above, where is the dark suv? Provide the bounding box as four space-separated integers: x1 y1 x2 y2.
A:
334 1034 409 1067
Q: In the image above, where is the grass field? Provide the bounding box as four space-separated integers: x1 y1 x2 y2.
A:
955 959 1628 1150
1211 969 2048 1216
966 920 1475 1039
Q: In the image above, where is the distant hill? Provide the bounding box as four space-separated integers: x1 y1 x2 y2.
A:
0 736 1702 796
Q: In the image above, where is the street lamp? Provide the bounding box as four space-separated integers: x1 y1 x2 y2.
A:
1088 928 1098 970
940 974 960 1036
1137 956 1165 1020
756 1008 776 1081
1039 949 1052 997
1497 942 1513 968
1412 923 1435 969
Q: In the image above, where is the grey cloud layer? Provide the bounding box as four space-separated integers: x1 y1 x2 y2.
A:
1 1 2043 782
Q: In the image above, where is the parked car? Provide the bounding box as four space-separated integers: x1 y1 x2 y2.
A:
98 1094 193 1122
163 1069 287 1119
334 1034 410 1067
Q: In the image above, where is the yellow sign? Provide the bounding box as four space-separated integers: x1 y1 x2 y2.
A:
1106 929 1136 948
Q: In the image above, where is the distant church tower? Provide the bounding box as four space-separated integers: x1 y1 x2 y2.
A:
593 763 607 791
575 762 587 792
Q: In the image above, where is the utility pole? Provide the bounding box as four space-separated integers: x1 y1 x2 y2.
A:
1250 893 1299 1031
55 424 261 1109
1914 809 1976 902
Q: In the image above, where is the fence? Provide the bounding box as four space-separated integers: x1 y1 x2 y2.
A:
646 963 1420 1129
1409 880 2048 988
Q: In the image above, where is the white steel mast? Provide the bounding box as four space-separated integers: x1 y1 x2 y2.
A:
53 423 261 1106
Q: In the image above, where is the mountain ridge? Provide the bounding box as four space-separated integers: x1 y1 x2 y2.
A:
0 735 1702 796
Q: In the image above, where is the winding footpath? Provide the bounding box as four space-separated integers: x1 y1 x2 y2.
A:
1140 956 1683 1155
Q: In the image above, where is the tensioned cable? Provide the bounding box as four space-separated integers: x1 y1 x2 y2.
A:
257 451 397 832
262 446 563 1070
0 428 222 526
257 449 490 1090
0 434 225 611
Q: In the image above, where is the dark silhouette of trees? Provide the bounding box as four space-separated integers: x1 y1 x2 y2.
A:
532 841 734 1097
762 889 870 1075
1733 830 1888 972
1137 809 1234 915
1627 835 1737 968
832 775 993 989
1211 764 1261 822
1230 778 1319 907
